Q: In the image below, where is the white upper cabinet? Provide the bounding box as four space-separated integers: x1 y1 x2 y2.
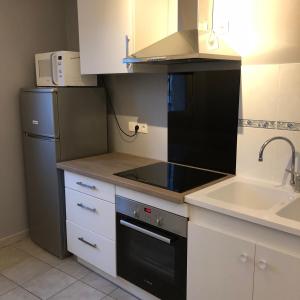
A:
77 0 178 74
132 0 178 53
78 0 132 74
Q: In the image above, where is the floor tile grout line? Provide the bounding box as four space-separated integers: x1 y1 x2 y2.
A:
0 272 43 300
0 246 53 297
77 273 119 296
10 244 64 268
0 246 59 284
6 240 137 300
4 242 101 289
107 285 140 300
1 243 80 298
45 279 79 300
0 279 17 297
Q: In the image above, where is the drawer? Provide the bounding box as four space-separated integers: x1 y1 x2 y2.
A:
66 188 115 240
67 221 116 277
64 171 115 203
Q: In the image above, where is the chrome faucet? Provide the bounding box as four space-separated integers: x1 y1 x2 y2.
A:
258 136 298 189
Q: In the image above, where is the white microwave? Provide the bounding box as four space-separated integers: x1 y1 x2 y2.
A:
35 51 97 87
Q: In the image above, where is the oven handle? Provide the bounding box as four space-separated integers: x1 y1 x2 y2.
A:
120 219 171 244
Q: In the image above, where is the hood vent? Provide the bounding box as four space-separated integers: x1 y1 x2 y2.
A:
124 0 240 64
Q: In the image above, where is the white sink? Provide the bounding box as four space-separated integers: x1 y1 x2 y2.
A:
277 198 300 222
207 181 289 210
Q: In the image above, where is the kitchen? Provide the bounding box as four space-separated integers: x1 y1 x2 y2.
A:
1 0 300 299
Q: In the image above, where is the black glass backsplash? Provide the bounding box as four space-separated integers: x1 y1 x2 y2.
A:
168 69 241 174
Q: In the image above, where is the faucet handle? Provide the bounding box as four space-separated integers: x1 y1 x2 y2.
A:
295 173 300 193
285 168 297 186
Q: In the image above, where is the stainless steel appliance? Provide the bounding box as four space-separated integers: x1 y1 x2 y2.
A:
124 0 240 64
20 87 107 258
116 196 188 300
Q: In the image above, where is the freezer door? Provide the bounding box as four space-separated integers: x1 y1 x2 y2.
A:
20 90 59 138
22 134 67 258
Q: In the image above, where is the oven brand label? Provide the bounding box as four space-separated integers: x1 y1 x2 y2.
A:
143 279 153 286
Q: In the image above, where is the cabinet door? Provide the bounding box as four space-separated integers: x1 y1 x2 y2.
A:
77 0 132 74
132 0 178 53
254 244 300 300
187 223 255 300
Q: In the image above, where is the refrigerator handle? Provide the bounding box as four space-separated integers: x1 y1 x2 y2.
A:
25 132 57 141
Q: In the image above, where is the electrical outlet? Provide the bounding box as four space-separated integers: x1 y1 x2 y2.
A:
199 22 209 32
214 20 229 35
128 121 148 134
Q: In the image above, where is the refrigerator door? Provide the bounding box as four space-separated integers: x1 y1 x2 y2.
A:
57 87 108 161
23 134 67 258
20 89 59 138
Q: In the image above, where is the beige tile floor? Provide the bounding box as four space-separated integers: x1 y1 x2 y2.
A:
0 238 138 300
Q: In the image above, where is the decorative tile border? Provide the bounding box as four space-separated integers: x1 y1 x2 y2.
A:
239 119 300 131
277 121 300 131
238 119 276 129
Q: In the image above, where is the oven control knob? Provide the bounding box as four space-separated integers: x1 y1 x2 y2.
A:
133 210 139 218
156 217 162 226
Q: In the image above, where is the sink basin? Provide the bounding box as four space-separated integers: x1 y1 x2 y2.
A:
277 198 300 222
207 181 289 210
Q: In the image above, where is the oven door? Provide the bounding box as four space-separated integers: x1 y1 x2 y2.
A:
117 213 187 300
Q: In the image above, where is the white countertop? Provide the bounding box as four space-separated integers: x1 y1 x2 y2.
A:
185 176 300 237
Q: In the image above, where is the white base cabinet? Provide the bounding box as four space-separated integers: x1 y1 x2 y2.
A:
187 208 300 300
67 221 116 277
253 245 300 300
65 188 116 240
187 223 254 300
64 172 116 277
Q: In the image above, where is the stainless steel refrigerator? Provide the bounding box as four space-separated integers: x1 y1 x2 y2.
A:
20 87 107 258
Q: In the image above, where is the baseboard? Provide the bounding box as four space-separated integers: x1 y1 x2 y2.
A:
0 229 29 249
77 258 160 300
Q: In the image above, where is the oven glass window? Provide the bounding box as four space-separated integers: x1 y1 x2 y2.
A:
127 225 175 281
117 214 186 300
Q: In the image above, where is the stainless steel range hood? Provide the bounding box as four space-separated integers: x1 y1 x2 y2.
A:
124 0 240 64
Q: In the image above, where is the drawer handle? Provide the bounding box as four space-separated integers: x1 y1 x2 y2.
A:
77 203 97 213
76 181 96 190
78 237 97 248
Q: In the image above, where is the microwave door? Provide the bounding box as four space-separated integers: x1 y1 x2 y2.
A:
51 53 59 86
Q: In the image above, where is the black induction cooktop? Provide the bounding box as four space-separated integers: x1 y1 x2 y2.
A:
115 162 227 193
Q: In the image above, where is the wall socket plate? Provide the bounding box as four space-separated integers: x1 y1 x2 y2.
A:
128 121 148 134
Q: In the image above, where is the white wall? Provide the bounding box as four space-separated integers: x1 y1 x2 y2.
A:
0 0 68 240
107 0 300 186
65 0 80 51
237 64 300 184
106 73 168 161
215 0 300 65
218 0 300 184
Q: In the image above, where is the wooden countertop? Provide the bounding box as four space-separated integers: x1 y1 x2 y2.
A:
57 152 231 204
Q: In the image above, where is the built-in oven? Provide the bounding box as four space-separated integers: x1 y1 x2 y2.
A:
116 196 187 300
